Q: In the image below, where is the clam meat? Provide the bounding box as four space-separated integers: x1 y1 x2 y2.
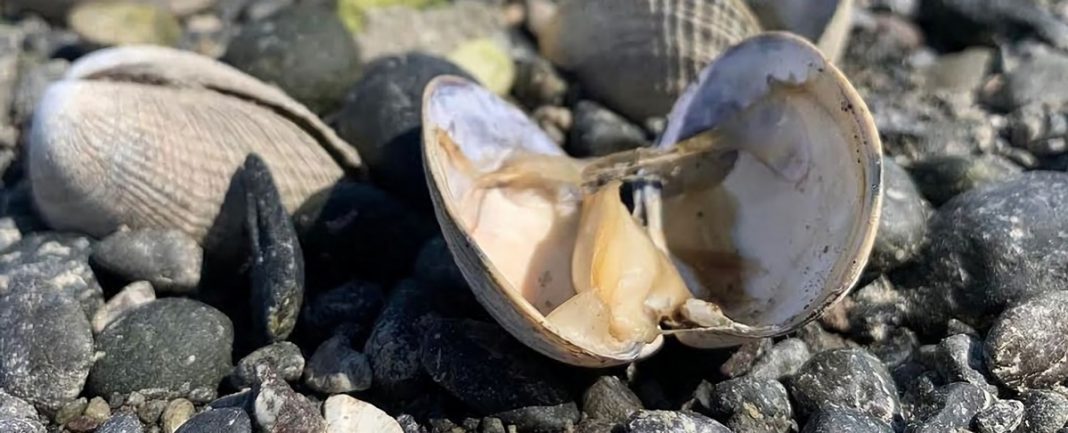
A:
422 33 882 366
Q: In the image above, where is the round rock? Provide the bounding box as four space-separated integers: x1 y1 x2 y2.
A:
232 342 305 389
0 275 93 410
363 279 433 400
303 334 373 394
623 410 730 433
223 4 361 114
0 389 37 420
175 408 251 433
693 377 795 433
974 399 1024 433
913 171 1068 326
582 376 643 423
801 408 893 433
0 417 46 433
566 100 649 158
335 53 474 205
906 154 1021 206
1017 390 1068 433
88 298 234 398
97 412 143 433
868 158 929 273
786 348 900 425
91 229 202 294
985 290 1068 391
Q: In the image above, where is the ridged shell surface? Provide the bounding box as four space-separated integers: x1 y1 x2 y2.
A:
29 45 363 251
540 0 761 121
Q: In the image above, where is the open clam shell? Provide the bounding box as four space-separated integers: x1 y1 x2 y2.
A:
28 45 363 252
422 33 881 367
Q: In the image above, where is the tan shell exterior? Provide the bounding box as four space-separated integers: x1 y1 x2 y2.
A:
28 45 363 252
424 33 880 366
539 0 762 122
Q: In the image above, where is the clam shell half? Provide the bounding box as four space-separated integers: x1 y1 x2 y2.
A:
422 33 881 367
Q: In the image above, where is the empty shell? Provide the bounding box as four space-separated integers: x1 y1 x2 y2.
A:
421 33 881 366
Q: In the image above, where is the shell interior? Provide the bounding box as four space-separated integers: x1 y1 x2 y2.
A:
422 33 880 365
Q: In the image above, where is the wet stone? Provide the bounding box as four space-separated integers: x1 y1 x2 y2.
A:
303 333 373 394
491 403 580 433
974 399 1024 433
0 388 36 420
985 290 1068 391
932 334 997 394
1017 390 1068 433
97 412 144 433
88 298 234 398
335 53 474 205
175 408 252 433
90 229 202 295
846 277 910 343
91 281 156 334
749 338 813 381
906 154 1022 206
786 348 900 425
910 172 1068 328
232 342 305 389
161 399 195 433
0 233 104 319
138 400 167 425
298 279 384 346
575 418 617 433
719 339 772 378
692 377 795 433
905 382 992 433
0 274 93 411
567 100 649 158
984 45 1068 112
801 408 894 433
57 397 89 425
364 279 434 400
253 369 326 433
623 410 730 433
582 376 643 423
223 4 361 114
0 417 46 433
869 158 929 273
420 317 573 415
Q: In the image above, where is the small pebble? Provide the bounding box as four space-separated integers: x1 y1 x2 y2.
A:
906 154 1021 206
985 290 1068 391
786 348 900 425
364 279 434 400
869 158 929 273
566 100 649 158
323 394 403 433
161 399 195 433
692 377 795 433
491 402 580 432
97 412 144 433
513 56 567 108
931 334 996 394
801 408 893 433
56 397 89 425
138 400 167 425
0 233 104 319
906 382 992 433
0 417 46 433
85 396 112 422
303 333 373 394
90 229 202 295
91 281 156 334
253 369 327 433
446 37 516 96
623 410 730 433
175 408 251 433
582 376 642 423
974 399 1024 433
232 342 305 389
1017 390 1068 433
750 338 813 381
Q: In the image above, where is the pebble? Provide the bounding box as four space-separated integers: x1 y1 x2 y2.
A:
1017 390 1068 433
88 298 234 398
13 57 68 129
582 376 642 423
985 290 1068 391
335 54 474 205
786 348 900 425
57 397 89 425
363 279 434 400
913 172 1068 327
90 229 202 294
801 408 894 433
68 1 182 47
420 317 573 415
974 399 1025 433
175 408 252 433
0 233 104 319
223 4 362 114
242 154 305 344
0 389 36 420
232 342 305 389
303 333 373 394
566 100 649 158
919 0 1068 54
575 418 616 433
323 394 403 433
0 417 46 433
336 0 446 33
298 280 385 346
138 400 167 425
0 274 93 410
869 158 929 273
692 377 795 433
294 182 432 284
97 412 144 433
623 410 730 433
922 47 994 94
85 396 112 422
252 369 327 433
931 334 997 394
446 37 516 96
354 1 505 61
906 382 992 433
161 399 195 433
91 281 157 334
749 338 813 381
846 277 910 342
492 402 581 432
905 154 1022 206
513 56 567 108
1007 103 1068 156
984 45 1068 112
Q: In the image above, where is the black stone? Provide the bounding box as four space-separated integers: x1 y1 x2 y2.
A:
491 402 580 433
90 229 202 295
868 158 929 273
1017 391 1068 433
96 412 143 433
985 290 1068 391
335 53 474 205
974 399 1024 433
692 377 795 433
0 274 93 410
846 277 910 343
905 154 1021 206
0 233 103 319
364 279 434 400
801 408 893 433
252 370 326 432
905 382 991 433
867 327 919 368
0 389 36 420
175 408 252 433
88 298 234 398
583 376 643 423
981 44 1068 112
749 338 813 381
303 333 372 393
231 341 305 389
918 0 1068 55
623 410 731 433
907 172 1068 328
294 181 432 284
298 279 384 346
566 100 649 158
222 4 361 114
242 154 305 344
931 334 996 394
0 417 45 433
720 339 772 379
786 348 900 425
420 317 573 414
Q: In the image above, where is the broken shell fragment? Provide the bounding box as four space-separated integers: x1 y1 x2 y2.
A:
422 33 881 366
28 45 363 252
